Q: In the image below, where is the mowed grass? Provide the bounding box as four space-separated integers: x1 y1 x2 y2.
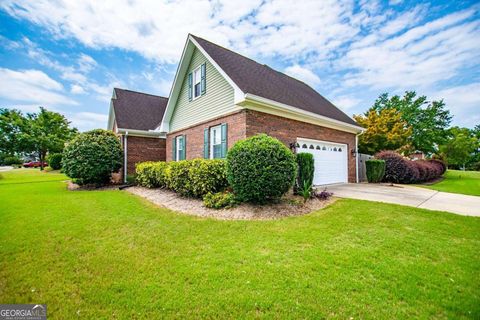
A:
422 170 480 196
0 170 479 319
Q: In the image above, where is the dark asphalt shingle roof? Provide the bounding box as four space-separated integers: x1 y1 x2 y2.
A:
112 88 168 130
191 35 359 127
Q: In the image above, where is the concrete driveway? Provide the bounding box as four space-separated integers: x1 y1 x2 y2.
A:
325 183 480 217
0 166 13 171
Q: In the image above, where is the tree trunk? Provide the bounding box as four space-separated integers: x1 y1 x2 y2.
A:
39 151 45 171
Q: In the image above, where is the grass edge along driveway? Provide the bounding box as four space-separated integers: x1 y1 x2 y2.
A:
421 169 480 196
0 169 479 319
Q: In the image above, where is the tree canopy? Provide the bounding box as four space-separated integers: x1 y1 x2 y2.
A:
372 91 452 154
440 126 480 170
354 108 412 155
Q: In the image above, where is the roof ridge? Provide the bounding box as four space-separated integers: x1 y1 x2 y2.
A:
114 87 168 99
190 35 317 92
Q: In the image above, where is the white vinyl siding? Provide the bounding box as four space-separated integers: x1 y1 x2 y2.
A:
170 48 235 132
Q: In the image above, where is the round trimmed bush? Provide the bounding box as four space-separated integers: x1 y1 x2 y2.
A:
226 134 297 203
62 129 123 185
365 159 385 183
47 153 62 170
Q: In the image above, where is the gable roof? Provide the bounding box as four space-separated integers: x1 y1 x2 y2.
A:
112 88 168 131
190 35 359 127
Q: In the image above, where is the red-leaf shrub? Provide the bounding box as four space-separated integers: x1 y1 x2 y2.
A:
375 151 419 183
375 151 445 184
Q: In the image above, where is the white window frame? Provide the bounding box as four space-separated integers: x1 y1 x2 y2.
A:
176 136 183 161
210 125 222 159
192 65 202 100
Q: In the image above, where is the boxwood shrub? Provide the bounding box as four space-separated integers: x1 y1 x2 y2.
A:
136 161 168 188
164 159 228 198
365 159 385 183
295 153 314 193
62 129 123 185
226 134 297 203
47 153 62 170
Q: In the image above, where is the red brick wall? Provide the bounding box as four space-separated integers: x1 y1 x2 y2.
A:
244 110 357 182
166 111 247 161
125 136 166 174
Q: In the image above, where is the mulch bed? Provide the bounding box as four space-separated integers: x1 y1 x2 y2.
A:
125 186 336 220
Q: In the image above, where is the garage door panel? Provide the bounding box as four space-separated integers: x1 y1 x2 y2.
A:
297 138 348 185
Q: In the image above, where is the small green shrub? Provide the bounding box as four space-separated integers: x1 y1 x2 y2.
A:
44 166 53 172
136 161 169 188
226 134 297 203
203 191 237 209
3 156 22 165
188 159 228 198
165 161 193 196
165 159 228 197
62 129 123 185
366 159 386 183
295 153 314 194
298 180 313 203
47 153 62 170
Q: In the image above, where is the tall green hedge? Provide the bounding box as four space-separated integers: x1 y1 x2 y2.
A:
365 159 386 183
226 134 297 203
295 153 314 193
136 161 168 188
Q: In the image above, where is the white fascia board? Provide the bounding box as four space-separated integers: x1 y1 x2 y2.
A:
117 128 166 138
107 99 115 131
156 35 244 133
243 93 365 134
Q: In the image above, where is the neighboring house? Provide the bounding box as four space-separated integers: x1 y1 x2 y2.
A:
107 88 167 179
108 34 364 184
409 151 425 160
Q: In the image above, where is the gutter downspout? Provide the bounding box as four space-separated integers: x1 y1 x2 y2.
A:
355 131 365 183
124 131 128 183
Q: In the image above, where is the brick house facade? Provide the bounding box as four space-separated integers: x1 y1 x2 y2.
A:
166 109 357 183
123 136 166 175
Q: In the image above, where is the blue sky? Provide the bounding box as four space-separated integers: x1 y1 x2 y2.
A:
0 0 479 131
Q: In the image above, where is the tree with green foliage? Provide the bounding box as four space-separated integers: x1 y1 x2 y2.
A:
22 107 77 170
0 108 29 157
354 107 412 155
439 127 479 170
372 91 452 154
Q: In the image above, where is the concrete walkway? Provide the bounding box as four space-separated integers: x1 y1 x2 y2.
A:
326 183 480 217
0 166 13 171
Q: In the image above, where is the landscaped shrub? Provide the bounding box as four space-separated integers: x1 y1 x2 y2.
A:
375 151 419 184
62 129 123 185
376 151 445 184
165 159 228 197
226 134 297 203
3 156 22 166
136 161 169 188
188 159 228 198
295 153 314 194
313 188 333 200
47 153 62 170
365 159 385 183
203 191 237 209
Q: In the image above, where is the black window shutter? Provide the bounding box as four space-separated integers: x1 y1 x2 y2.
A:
201 63 206 95
188 72 193 101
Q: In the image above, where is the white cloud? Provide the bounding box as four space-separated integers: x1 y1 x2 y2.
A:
70 84 85 94
331 96 362 112
284 65 320 86
0 68 76 106
69 111 108 131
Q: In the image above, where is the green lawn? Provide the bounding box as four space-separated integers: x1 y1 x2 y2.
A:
422 170 480 196
1 169 479 319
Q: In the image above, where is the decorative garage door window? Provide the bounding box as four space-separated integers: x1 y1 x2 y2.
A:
296 138 348 185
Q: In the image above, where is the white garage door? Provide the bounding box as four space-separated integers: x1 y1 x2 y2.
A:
296 138 348 185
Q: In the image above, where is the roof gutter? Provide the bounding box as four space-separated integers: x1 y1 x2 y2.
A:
242 93 365 133
117 128 166 138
